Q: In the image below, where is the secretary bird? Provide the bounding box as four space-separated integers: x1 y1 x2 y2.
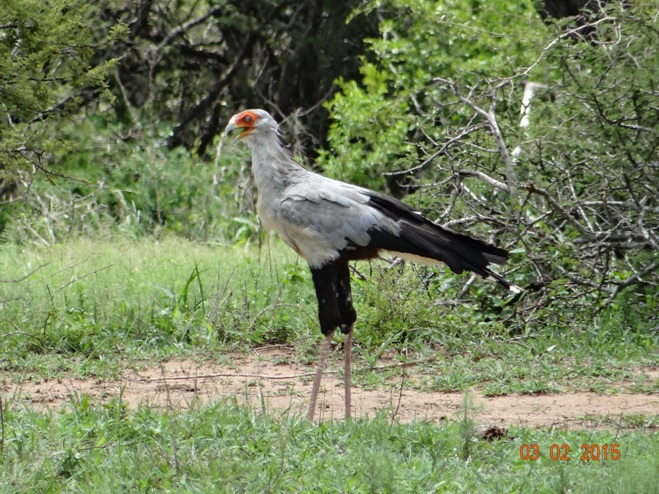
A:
224 109 519 421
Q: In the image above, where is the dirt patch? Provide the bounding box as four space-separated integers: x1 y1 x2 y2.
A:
2 347 658 429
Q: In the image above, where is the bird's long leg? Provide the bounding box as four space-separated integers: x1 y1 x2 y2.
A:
307 331 334 421
343 325 354 420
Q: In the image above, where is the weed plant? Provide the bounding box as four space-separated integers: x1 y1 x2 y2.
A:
0 399 657 493
0 236 656 395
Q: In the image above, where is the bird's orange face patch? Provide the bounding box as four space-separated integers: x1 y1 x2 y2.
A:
232 110 260 138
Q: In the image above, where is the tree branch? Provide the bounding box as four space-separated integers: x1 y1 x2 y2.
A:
458 169 510 193
384 124 486 177
433 77 518 196
526 182 594 240
155 6 224 53
0 263 49 283
608 261 659 301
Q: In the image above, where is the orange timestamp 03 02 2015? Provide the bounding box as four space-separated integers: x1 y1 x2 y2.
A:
519 443 621 461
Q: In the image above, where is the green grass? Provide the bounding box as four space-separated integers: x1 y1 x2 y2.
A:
1 399 657 493
1 236 658 493
1 236 657 393
0 236 314 377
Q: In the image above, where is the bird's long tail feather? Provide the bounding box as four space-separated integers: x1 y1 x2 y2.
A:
365 192 520 293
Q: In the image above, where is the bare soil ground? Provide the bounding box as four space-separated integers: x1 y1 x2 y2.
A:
3 347 658 429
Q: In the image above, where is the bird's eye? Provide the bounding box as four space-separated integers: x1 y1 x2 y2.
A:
243 114 253 124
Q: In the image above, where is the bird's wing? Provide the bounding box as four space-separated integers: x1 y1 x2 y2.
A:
277 175 398 267
361 190 511 277
277 172 515 291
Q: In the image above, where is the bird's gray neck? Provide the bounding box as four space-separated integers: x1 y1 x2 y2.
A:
248 133 307 192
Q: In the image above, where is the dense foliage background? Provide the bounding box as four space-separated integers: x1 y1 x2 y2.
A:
1 0 657 336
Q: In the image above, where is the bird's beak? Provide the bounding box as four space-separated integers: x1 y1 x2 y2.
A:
223 117 250 142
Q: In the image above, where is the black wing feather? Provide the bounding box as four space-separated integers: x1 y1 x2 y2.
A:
363 192 514 290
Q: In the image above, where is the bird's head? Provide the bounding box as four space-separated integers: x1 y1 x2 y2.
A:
224 109 278 143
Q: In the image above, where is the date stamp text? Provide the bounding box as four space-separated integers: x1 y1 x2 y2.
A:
519 443 621 461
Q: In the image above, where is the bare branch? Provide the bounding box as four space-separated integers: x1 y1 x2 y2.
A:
458 170 510 193
608 261 659 300
0 263 50 283
384 124 486 177
518 16 616 78
526 182 594 240
433 77 518 196
155 6 224 53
